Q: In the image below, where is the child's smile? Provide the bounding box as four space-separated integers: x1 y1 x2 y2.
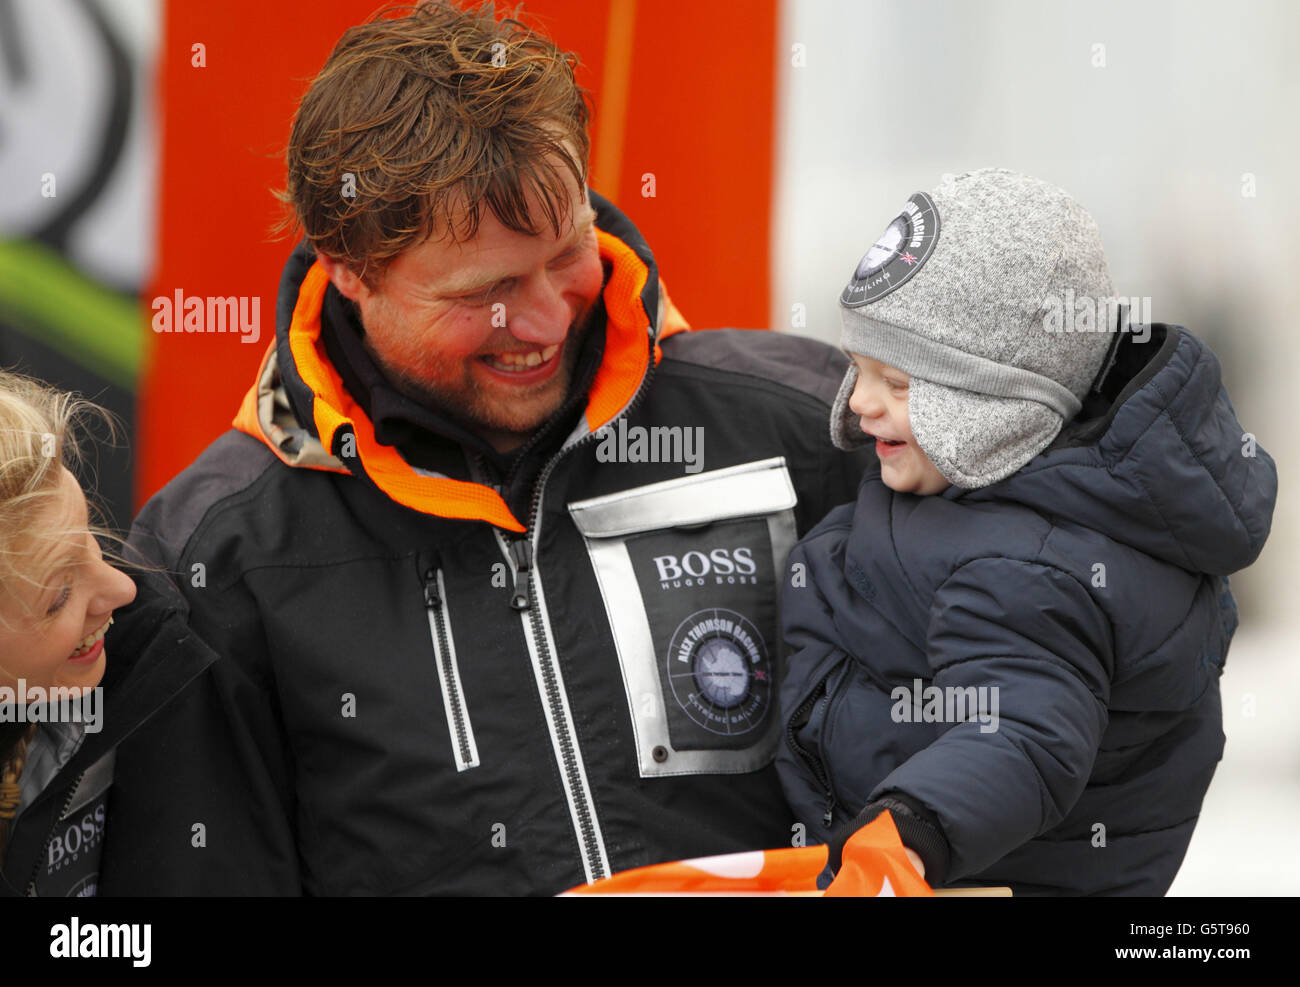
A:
846 353 949 496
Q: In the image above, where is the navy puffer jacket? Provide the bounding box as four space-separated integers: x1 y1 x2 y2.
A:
776 324 1277 895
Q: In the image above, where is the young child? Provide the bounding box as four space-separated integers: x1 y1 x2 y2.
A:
777 169 1278 895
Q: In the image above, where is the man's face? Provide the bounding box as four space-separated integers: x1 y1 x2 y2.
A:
847 353 950 496
323 176 604 453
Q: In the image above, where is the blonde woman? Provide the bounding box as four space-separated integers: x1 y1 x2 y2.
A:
0 368 213 896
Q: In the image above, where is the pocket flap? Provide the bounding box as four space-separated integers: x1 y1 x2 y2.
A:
568 457 796 538
566 458 798 778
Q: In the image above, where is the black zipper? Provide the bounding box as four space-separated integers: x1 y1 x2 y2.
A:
499 331 658 882
26 769 85 896
507 538 533 612
786 667 841 830
419 555 476 770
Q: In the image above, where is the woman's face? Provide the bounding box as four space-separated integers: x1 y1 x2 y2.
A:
0 467 137 695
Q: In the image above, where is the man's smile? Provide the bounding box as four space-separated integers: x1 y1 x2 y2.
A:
481 343 561 373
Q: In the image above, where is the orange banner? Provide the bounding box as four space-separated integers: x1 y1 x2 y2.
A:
566 812 935 897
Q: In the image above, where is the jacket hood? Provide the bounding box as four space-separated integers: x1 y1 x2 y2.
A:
232 191 689 531
957 324 1277 576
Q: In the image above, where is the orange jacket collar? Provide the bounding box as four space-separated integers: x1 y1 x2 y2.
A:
233 230 686 531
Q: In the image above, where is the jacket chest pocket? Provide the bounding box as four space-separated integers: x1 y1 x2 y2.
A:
31 751 114 897
417 559 480 773
568 457 798 778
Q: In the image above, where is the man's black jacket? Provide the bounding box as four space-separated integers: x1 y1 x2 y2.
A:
100 193 872 894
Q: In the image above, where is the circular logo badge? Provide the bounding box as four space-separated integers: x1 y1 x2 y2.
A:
841 191 940 307
68 875 98 897
666 608 771 736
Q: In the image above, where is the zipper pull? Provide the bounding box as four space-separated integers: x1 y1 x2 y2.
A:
823 793 835 829
509 538 533 611
418 551 442 609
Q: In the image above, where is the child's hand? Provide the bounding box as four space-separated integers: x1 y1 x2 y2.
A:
824 795 948 886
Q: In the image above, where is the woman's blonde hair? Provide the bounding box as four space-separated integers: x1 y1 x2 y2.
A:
1 368 131 873
0 367 125 631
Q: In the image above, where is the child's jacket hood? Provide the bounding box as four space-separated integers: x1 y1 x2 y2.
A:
960 324 1276 577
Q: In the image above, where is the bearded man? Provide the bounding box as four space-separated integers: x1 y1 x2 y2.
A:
102 1 870 894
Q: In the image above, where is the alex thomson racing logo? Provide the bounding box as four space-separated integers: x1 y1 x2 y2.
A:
666 608 771 736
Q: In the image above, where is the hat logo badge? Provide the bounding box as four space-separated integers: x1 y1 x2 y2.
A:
841 191 940 307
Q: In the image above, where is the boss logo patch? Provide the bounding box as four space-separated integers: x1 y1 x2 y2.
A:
628 518 777 752
652 547 758 587
39 786 109 897
566 457 798 776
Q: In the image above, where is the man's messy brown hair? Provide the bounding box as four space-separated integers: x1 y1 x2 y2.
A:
274 0 592 289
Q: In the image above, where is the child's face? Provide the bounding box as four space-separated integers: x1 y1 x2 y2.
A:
847 354 950 496
0 467 137 695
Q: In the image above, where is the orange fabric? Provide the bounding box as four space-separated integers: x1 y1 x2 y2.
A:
232 263 525 531
297 264 527 530
588 0 775 335
587 230 652 432
230 340 351 475
823 813 935 897
566 813 933 897
567 847 827 896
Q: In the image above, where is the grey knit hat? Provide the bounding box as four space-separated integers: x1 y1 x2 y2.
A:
830 168 1117 488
